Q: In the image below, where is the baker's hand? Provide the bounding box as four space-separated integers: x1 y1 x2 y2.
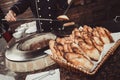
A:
5 10 16 22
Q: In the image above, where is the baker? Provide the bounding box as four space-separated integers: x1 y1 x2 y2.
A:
5 0 72 33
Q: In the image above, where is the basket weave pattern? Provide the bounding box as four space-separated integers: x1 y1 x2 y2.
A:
50 39 120 75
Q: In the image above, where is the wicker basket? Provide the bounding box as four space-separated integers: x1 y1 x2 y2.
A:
49 39 120 75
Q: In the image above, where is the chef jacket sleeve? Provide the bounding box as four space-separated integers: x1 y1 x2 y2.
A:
10 0 30 16
57 0 68 10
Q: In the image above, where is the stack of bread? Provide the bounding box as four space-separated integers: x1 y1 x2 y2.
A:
49 25 114 71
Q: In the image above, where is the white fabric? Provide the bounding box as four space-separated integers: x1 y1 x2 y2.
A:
25 21 37 33
0 74 15 80
25 69 60 80
14 21 37 35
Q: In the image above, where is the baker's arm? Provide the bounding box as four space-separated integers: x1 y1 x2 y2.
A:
5 0 30 22
10 0 30 15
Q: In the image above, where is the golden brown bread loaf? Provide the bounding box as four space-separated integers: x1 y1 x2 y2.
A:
49 25 114 71
65 52 93 71
49 40 67 62
57 15 69 21
63 22 75 27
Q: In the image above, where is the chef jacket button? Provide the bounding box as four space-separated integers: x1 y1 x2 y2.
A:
40 22 43 25
38 8 41 10
49 21 52 23
50 28 53 30
37 0 40 2
42 29 44 31
48 7 51 9
49 14 51 17
39 15 42 17
58 28 61 30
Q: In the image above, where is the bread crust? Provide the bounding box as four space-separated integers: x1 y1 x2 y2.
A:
49 25 114 71
57 15 69 21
